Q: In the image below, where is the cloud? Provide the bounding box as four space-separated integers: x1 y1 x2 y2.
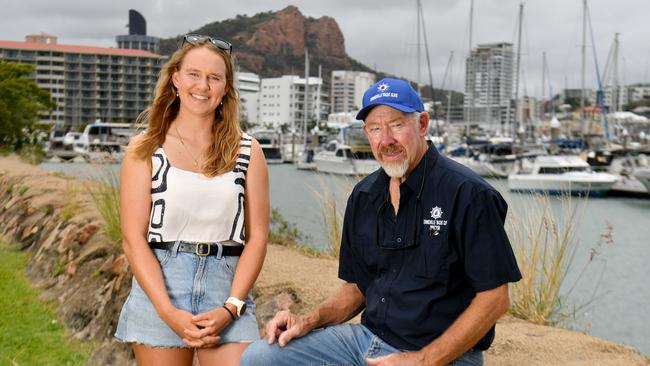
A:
2 0 648 95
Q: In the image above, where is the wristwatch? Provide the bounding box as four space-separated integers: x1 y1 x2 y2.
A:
225 296 247 317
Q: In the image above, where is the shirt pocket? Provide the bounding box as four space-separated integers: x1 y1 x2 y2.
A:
413 234 451 283
351 233 378 267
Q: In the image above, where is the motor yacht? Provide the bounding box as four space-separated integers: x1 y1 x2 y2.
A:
313 140 379 175
508 155 618 196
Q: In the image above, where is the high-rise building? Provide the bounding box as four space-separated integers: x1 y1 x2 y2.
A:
0 34 163 127
625 83 650 104
330 70 375 113
464 42 514 128
259 75 329 128
236 71 260 124
116 9 160 54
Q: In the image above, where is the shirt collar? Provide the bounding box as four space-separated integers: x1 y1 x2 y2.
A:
361 145 440 198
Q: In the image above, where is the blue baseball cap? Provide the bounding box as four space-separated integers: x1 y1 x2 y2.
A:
355 78 424 121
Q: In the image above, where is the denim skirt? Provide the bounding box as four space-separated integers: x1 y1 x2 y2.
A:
114 245 260 348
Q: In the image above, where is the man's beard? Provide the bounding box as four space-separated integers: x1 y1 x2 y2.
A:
381 158 410 178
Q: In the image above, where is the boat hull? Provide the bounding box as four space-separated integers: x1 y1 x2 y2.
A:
633 169 650 193
314 157 379 175
508 173 617 197
450 156 514 178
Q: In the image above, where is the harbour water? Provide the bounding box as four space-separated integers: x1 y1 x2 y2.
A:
41 162 650 356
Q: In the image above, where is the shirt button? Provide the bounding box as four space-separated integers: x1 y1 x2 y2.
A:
396 237 402 243
381 297 386 303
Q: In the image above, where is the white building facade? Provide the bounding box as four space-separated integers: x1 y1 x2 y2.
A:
623 83 650 107
235 71 260 124
464 42 514 127
259 75 328 129
330 70 375 113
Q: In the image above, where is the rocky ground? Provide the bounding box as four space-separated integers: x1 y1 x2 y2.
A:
258 244 647 366
0 155 647 365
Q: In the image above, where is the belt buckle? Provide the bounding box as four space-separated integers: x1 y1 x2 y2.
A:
195 242 211 256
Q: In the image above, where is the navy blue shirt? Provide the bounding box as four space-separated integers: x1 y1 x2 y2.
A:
338 146 521 351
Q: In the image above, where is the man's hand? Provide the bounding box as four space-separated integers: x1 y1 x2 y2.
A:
366 351 425 366
266 310 314 347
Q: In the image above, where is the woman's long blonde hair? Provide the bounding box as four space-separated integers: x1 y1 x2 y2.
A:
131 38 242 177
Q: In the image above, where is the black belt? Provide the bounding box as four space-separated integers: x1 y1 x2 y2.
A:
149 241 244 257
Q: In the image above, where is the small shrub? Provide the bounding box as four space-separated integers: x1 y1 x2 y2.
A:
61 184 83 220
18 144 45 165
505 192 606 326
17 185 29 196
310 176 357 258
269 207 302 246
52 259 66 277
87 170 121 247
268 208 322 257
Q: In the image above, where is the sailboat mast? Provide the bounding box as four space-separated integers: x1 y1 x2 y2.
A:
580 0 587 139
417 0 422 93
541 51 547 120
303 48 310 144
418 0 438 135
613 32 620 113
513 2 524 139
445 51 454 125
467 0 474 135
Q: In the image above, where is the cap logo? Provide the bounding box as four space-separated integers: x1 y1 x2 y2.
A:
356 78 424 121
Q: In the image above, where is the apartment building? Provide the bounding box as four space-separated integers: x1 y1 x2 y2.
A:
0 34 163 127
464 42 514 127
236 71 261 124
259 75 329 128
330 70 375 113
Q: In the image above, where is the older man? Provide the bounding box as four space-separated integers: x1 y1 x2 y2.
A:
241 78 521 366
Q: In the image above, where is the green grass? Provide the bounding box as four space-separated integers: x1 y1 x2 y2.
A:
0 242 91 366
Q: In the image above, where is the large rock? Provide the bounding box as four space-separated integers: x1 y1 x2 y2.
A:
246 6 306 57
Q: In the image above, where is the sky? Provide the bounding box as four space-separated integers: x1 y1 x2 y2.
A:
2 0 649 97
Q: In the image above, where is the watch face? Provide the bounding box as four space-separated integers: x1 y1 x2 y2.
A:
239 302 247 316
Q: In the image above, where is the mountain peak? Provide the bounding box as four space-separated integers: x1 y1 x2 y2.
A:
159 6 373 79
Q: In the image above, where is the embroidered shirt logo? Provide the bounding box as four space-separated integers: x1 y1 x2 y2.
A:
423 205 448 236
430 206 443 219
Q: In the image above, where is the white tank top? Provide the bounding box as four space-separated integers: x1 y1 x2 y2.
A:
147 133 252 245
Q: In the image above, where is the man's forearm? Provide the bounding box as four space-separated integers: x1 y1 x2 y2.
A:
304 282 365 330
419 284 510 366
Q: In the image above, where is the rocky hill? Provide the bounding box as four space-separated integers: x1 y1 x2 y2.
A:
159 6 373 81
158 6 462 104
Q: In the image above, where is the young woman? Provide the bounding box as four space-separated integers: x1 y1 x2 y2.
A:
115 34 269 366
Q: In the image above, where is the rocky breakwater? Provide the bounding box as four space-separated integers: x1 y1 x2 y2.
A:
0 157 133 365
0 155 647 365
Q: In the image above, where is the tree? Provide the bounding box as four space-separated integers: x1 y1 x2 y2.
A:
623 98 650 111
0 61 54 149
